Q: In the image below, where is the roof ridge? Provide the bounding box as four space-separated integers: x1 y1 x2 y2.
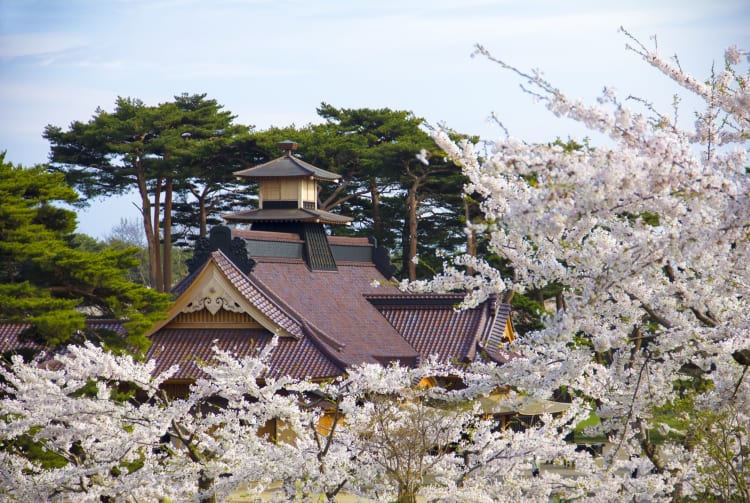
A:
364 292 468 298
211 249 352 370
210 250 305 338
300 322 350 370
233 229 303 242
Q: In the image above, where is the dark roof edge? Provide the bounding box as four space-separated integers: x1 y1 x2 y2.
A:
301 322 349 371
365 294 466 307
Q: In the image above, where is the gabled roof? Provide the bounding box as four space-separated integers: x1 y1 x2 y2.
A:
233 154 340 181
148 250 305 340
148 248 365 377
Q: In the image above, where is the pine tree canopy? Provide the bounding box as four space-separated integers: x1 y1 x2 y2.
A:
0 152 170 354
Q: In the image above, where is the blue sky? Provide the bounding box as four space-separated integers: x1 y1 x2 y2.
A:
1 0 748 238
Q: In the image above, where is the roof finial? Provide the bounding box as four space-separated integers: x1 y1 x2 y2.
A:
279 140 298 157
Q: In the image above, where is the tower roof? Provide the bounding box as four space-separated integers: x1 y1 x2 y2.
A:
225 140 351 231
233 148 340 181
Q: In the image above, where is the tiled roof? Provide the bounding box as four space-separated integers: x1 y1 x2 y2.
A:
365 294 488 364
250 257 420 367
87 319 129 335
211 251 305 339
0 319 128 356
301 223 337 271
366 294 518 365
483 303 516 362
0 323 37 355
147 328 343 381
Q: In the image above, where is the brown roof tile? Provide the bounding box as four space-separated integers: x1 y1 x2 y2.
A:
366 294 487 364
147 328 342 380
87 319 129 336
366 294 519 365
249 259 419 367
0 323 36 355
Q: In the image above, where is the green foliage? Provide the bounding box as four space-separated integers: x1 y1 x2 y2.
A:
119 454 145 475
551 136 590 152
689 406 750 502
640 212 661 227
572 409 603 442
2 434 69 470
651 392 749 501
163 93 266 243
67 379 102 399
0 152 170 353
620 210 661 227
44 93 258 291
509 293 547 332
68 378 136 403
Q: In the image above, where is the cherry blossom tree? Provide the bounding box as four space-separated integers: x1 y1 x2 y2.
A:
0 343 177 501
1 344 593 503
271 360 593 503
0 341 300 502
422 31 750 502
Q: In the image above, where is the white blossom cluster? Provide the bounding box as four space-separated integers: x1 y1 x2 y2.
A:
428 34 750 501
1 343 598 502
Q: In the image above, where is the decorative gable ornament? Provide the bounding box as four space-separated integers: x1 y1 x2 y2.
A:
183 285 244 315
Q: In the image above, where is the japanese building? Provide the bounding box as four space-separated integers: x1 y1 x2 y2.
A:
1 142 516 390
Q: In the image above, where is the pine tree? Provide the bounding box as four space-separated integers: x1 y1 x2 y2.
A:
0 152 170 353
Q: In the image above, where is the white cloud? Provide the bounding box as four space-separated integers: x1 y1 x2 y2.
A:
0 32 87 60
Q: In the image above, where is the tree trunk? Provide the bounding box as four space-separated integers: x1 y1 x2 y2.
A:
162 177 173 292
555 291 566 312
369 178 383 244
189 186 210 238
405 181 419 281
397 482 418 503
199 191 208 238
463 196 476 275
198 469 216 503
135 160 160 291
152 178 164 292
